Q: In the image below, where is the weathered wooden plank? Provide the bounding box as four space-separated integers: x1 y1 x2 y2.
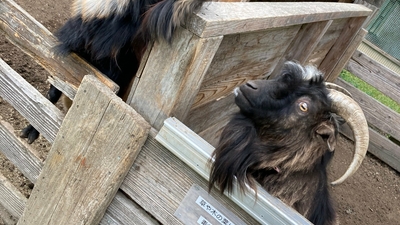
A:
319 16 368 81
184 93 237 146
193 26 300 109
0 0 118 99
325 28 367 81
307 18 348 66
127 28 223 129
335 79 400 141
270 20 332 79
18 75 150 225
0 118 156 224
0 173 27 219
345 49 400 104
0 58 64 143
0 120 43 183
187 2 371 38
120 132 261 225
341 124 400 173
100 192 159 225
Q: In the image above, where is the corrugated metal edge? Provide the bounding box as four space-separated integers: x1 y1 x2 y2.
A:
155 117 311 225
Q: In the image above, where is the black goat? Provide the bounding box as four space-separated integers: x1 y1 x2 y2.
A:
209 62 369 225
21 0 206 143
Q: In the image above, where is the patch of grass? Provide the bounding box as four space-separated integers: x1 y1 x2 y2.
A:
340 70 400 114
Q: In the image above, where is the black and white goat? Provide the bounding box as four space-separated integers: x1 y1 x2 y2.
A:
21 0 206 143
209 62 369 225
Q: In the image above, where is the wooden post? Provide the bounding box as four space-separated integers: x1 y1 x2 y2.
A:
318 16 368 81
127 28 223 129
17 75 150 225
269 20 332 79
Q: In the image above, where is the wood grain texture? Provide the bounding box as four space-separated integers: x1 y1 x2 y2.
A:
307 18 348 67
341 124 400 173
187 2 371 38
345 49 400 104
325 28 367 81
192 26 300 110
0 58 64 143
120 134 260 225
0 0 118 98
0 119 157 224
0 173 27 219
335 79 400 141
128 28 223 129
319 16 367 81
18 75 150 225
269 20 332 79
101 192 159 225
0 120 43 183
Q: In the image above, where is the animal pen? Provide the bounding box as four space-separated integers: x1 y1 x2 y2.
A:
0 0 379 224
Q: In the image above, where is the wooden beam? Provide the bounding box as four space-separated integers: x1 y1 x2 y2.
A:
0 173 27 219
101 192 159 225
18 75 150 225
341 124 400 173
345 49 400 104
155 118 312 225
0 58 64 143
127 28 223 129
0 120 43 183
319 17 368 81
0 0 118 99
325 28 368 81
335 79 400 141
187 2 372 38
270 20 332 79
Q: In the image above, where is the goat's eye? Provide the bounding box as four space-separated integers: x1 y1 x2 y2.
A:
299 102 308 112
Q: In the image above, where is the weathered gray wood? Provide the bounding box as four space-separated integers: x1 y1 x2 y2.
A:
0 118 156 224
187 2 371 38
319 16 368 81
345 49 400 104
120 132 260 225
325 28 367 81
100 192 159 225
0 120 43 183
307 18 348 66
127 28 223 129
184 94 237 146
341 124 400 173
335 79 400 141
0 0 118 99
270 20 332 79
193 26 300 109
18 75 150 225
0 58 64 143
0 173 27 219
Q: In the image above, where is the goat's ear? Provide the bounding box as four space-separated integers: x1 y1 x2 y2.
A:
316 122 336 152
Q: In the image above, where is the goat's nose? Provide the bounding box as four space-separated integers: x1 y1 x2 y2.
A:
245 81 258 90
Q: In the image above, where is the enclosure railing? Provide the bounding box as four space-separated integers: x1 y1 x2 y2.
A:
0 0 373 224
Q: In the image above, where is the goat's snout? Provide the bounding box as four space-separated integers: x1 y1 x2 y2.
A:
245 81 258 90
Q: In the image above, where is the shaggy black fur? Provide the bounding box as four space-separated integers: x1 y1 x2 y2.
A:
21 0 206 143
209 62 338 225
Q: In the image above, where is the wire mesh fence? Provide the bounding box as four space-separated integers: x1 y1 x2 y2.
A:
366 0 400 60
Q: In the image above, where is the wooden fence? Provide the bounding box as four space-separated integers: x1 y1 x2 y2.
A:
0 0 372 224
338 48 400 173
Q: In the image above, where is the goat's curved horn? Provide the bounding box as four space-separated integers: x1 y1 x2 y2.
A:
328 88 369 185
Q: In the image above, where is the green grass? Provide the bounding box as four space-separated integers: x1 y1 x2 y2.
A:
340 70 400 114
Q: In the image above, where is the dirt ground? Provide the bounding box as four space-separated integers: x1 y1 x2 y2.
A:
0 0 399 224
